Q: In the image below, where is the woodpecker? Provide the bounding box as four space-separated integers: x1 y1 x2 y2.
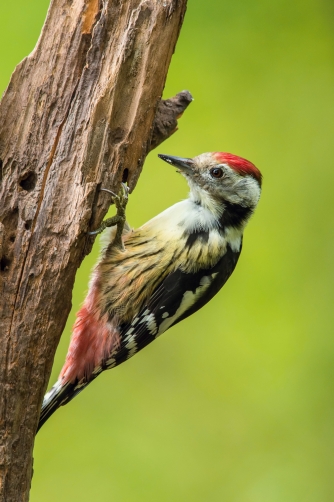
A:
38 151 262 431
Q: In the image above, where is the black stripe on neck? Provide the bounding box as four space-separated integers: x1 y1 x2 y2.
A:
219 201 253 229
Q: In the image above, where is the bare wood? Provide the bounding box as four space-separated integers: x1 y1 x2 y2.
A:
0 0 190 500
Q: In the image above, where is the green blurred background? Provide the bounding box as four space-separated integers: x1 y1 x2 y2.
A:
1 0 334 500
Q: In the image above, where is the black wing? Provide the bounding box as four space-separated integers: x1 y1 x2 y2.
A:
110 243 241 367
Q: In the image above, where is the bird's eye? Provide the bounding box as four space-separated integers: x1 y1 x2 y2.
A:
210 167 224 179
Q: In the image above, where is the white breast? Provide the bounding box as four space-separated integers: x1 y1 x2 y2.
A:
141 199 221 236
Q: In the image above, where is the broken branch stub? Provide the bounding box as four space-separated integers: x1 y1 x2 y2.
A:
150 90 193 151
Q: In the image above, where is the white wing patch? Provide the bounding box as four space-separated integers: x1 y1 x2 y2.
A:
124 330 137 359
157 273 218 336
145 313 158 335
125 337 137 358
122 312 158 360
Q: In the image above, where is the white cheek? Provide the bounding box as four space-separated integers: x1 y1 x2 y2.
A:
246 179 261 206
219 167 261 207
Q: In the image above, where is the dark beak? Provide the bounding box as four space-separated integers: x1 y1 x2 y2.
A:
158 154 194 174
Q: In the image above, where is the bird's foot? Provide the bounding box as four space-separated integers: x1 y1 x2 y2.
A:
89 183 129 250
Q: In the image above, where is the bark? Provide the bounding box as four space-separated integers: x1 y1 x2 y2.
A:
0 0 191 500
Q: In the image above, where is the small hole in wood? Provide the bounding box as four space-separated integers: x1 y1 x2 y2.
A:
9 234 15 243
122 168 129 183
19 171 37 191
24 220 32 230
0 256 11 272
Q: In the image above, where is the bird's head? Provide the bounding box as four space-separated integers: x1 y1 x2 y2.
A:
158 152 262 214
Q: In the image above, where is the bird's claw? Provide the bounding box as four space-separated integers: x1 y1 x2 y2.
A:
88 184 129 248
100 188 117 198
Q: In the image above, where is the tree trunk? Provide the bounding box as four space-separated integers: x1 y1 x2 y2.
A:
0 0 191 500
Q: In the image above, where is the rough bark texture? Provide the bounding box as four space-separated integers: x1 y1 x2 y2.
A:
0 0 191 500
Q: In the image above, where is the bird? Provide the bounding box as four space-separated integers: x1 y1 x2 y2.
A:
38 151 262 432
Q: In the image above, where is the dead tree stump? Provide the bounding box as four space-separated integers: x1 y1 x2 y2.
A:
0 0 191 500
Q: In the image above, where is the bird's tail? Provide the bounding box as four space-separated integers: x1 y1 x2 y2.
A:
37 378 90 432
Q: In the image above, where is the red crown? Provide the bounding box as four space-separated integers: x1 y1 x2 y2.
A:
213 152 262 186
